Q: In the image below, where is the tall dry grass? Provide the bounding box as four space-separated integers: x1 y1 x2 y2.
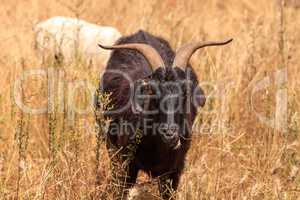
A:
0 0 300 199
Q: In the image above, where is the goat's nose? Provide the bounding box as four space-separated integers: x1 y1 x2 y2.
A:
159 124 181 149
164 130 176 139
160 124 178 139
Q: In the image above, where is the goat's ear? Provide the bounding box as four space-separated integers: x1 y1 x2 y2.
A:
193 86 206 107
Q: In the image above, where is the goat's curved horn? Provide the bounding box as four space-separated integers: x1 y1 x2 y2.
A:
98 43 165 70
172 39 233 69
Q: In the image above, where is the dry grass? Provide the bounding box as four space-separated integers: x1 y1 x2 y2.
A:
0 0 300 199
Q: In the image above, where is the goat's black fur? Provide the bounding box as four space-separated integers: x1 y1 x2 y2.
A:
95 30 205 200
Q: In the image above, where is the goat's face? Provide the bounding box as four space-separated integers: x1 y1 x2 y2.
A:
134 67 205 149
154 67 185 149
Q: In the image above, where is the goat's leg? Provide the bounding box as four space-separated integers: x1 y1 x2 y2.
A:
158 172 180 200
111 162 138 199
108 147 138 200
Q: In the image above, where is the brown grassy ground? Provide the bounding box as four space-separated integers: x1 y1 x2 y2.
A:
0 0 300 199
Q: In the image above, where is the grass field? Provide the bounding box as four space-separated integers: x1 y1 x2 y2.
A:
0 0 300 199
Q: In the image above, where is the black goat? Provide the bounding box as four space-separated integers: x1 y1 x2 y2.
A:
95 30 232 200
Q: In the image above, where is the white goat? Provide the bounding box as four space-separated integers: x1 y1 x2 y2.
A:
34 16 121 68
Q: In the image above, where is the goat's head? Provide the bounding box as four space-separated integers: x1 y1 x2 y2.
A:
98 38 232 149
